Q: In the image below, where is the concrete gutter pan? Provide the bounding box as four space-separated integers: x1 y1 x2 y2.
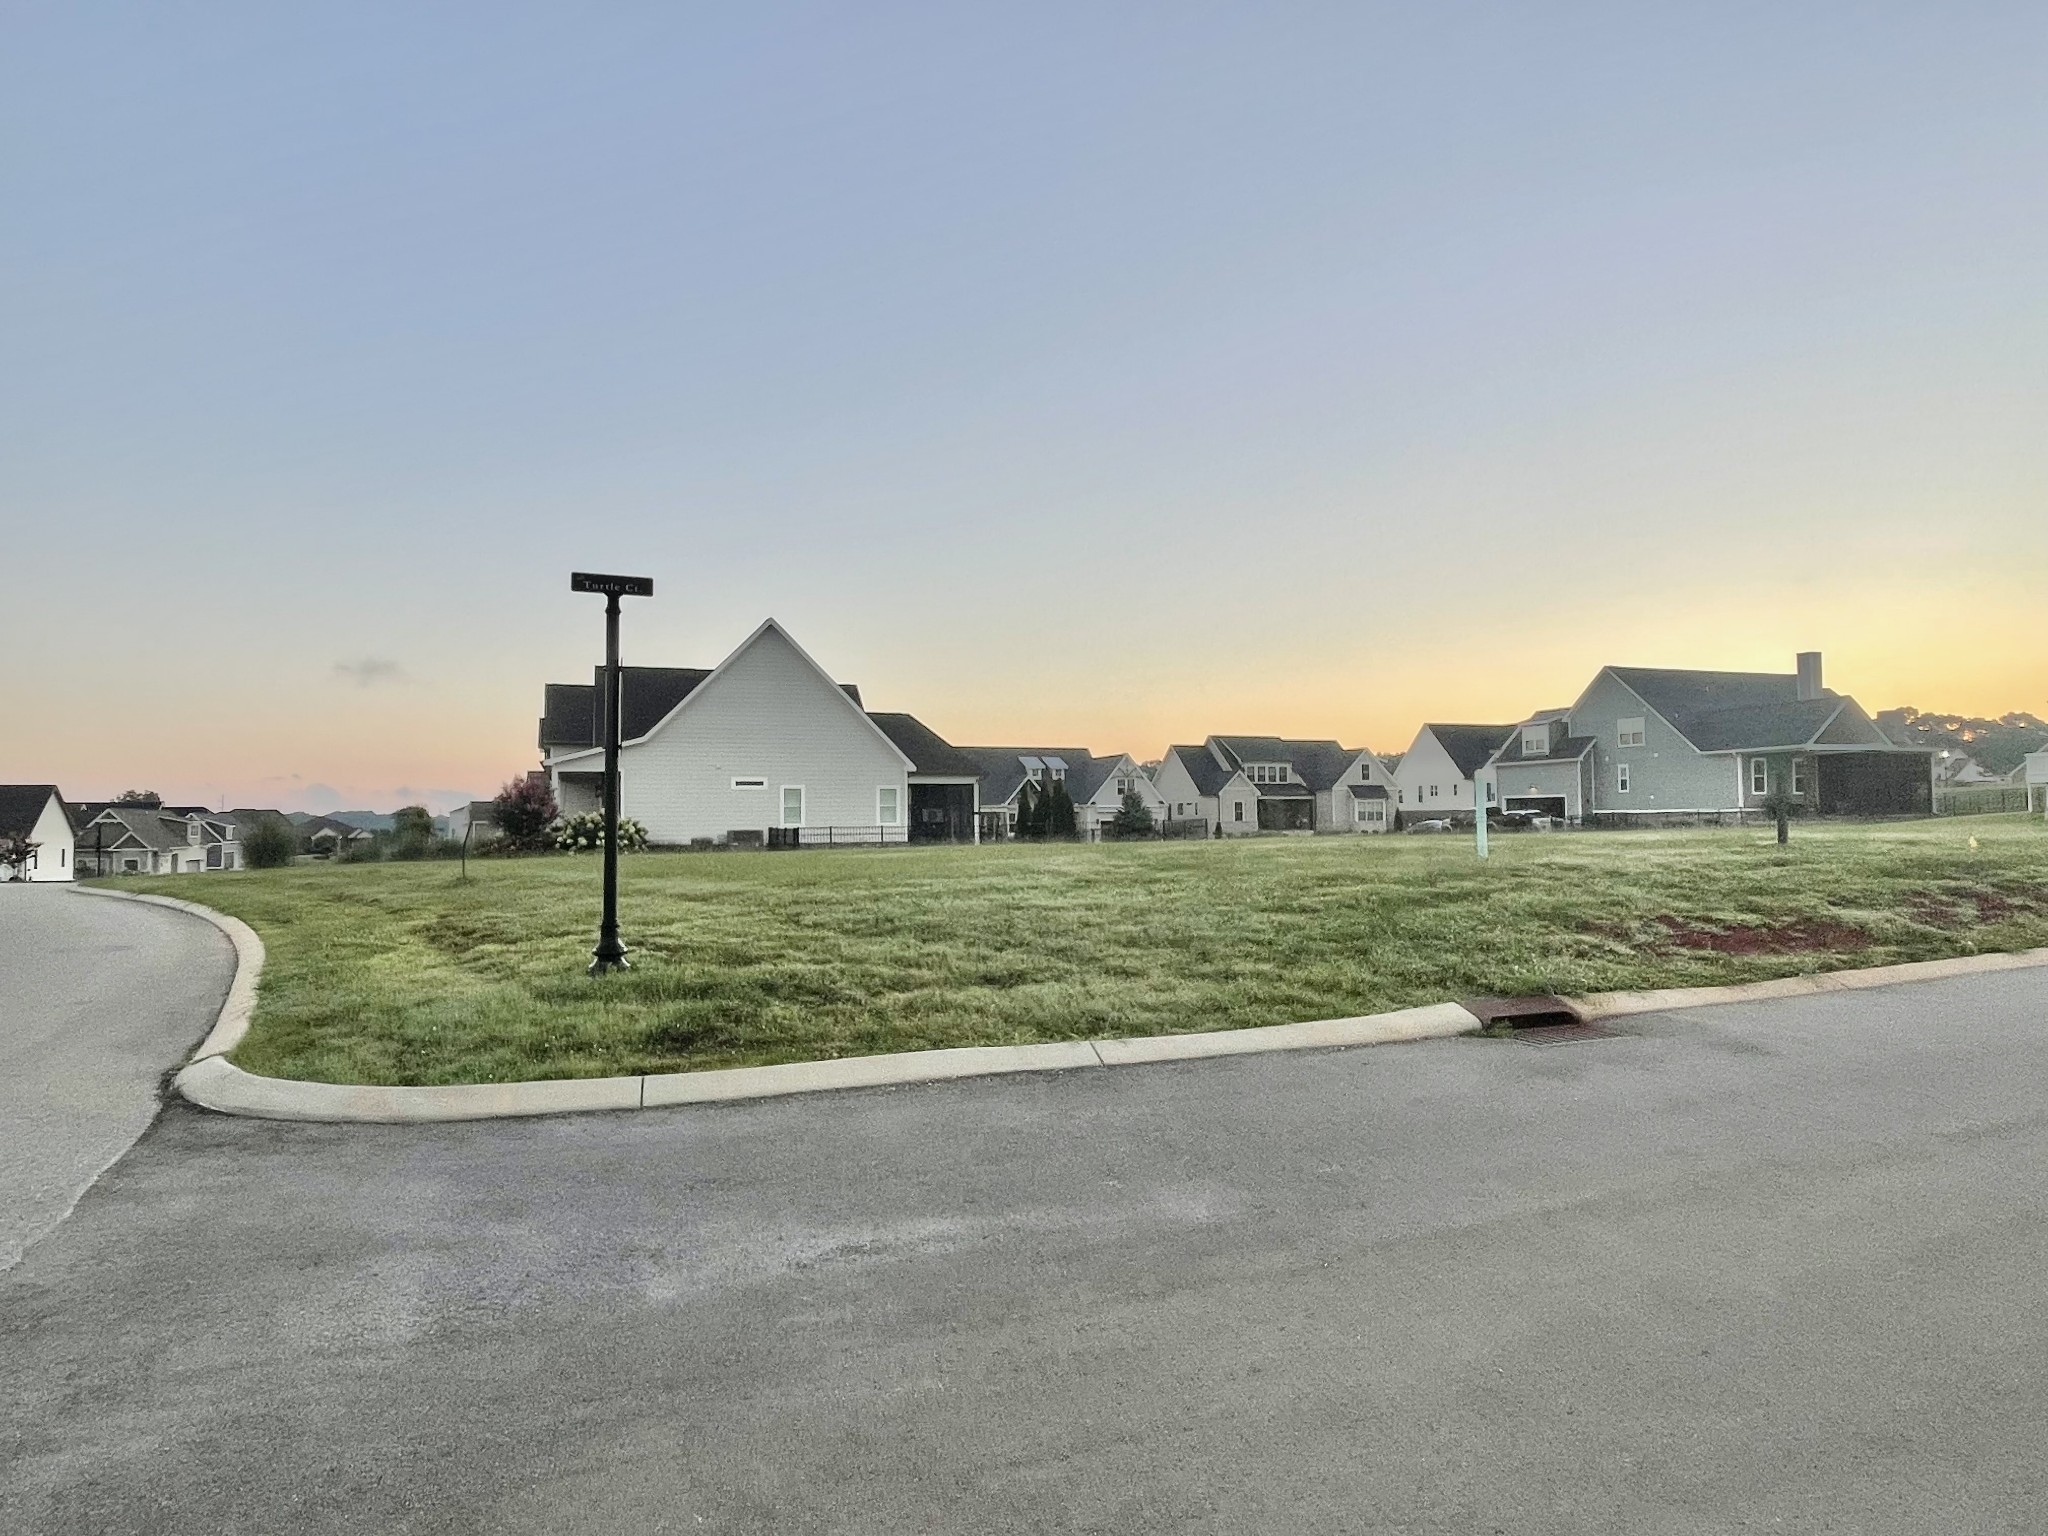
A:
80 885 2048 1126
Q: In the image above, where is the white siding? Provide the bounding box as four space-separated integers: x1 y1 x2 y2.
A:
1394 729 1482 819
4 793 76 882
614 623 910 845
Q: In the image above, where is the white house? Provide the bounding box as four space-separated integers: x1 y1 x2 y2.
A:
445 801 501 846
539 618 978 846
960 748 1167 840
1154 737 1395 836
1392 724 1516 826
2025 750 2048 818
0 785 76 882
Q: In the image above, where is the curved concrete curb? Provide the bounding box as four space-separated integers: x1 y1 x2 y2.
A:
76 884 2048 1125
1576 946 2048 1021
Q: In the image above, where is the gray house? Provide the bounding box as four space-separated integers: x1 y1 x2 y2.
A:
1487 652 1933 822
957 747 1166 841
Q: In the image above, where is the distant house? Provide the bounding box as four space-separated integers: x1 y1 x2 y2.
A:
296 814 375 857
958 748 1167 841
444 801 500 846
1505 652 1933 822
0 785 76 882
537 618 979 846
2024 750 2048 817
1934 752 2002 786
1393 724 1516 826
1154 736 1394 835
74 805 242 874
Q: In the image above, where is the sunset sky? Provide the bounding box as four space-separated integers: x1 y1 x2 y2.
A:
5 4 2044 813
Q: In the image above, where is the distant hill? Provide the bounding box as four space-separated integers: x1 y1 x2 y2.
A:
1876 708 2048 776
326 811 397 832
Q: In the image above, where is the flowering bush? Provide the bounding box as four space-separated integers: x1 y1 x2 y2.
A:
553 812 648 853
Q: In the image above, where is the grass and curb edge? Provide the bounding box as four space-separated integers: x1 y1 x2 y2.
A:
81 883 2048 1126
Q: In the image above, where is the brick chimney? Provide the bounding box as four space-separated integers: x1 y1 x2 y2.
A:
1796 651 1824 702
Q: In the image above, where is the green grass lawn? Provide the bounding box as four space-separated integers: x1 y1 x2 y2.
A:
112 816 2048 1087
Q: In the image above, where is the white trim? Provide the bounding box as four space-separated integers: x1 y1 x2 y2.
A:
1616 762 1631 794
780 785 805 828
876 785 900 827
1750 757 1770 796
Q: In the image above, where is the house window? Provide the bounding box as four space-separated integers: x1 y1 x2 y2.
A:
1522 726 1549 756
877 787 900 826
1791 761 1807 797
1233 800 1245 821
1617 763 1631 794
732 777 765 789
1397 789 1404 804
60 847 67 867
1618 717 1646 748
1750 758 1769 796
1115 777 1134 796
781 786 804 827
1429 786 1439 800
123 858 139 872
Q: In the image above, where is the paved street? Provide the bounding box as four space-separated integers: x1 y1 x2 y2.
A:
6 966 2048 1534
0 886 233 1270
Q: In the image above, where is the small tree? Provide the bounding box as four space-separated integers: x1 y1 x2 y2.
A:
1110 789 1155 839
494 776 559 851
242 817 297 869
1045 777 1077 840
1760 756 1800 846
1 833 39 879
1014 780 1040 840
387 804 436 861
115 789 161 807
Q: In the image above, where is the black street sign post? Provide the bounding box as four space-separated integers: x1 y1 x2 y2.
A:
570 571 654 974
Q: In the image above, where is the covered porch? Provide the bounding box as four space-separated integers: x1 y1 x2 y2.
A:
1811 749 1934 817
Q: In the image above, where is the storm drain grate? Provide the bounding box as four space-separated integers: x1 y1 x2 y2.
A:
1462 994 1618 1043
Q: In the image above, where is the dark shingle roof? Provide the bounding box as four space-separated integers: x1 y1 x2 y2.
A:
866 713 980 776
960 747 1099 807
1210 736 1364 793
542 667 865 752
1425 725 1519 780
1606 667 1863 752
1499 734 1597 765
1347 782 1390 799
0 785 65 840
1164 745 1235 797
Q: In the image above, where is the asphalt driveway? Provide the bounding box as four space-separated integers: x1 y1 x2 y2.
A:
0 886 233 1270
5 966 2047 1533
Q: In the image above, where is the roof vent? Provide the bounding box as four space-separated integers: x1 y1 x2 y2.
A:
1796 652 1823 702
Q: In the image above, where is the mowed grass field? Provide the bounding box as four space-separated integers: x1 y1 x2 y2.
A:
115 816 2048 1087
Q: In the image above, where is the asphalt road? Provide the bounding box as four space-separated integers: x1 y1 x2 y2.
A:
6 966 2048 1533
0 885 233 1270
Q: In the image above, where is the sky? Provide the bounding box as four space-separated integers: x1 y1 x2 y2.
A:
4 3 2044 813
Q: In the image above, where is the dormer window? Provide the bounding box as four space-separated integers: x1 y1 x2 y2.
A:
1246 763 1290 784
1617 717 1646 748
1521 725 1549 757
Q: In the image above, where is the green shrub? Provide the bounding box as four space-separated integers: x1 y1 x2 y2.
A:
242 818 298 869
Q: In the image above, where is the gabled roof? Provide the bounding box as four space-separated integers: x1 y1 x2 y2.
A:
1498 734 1597 765
1209 736 1364 793
0 785 66 841
299 814 373 841
959 747 1101 807
538 622 871 756
866 713 982 777
1601 667 1895 753
1422 725 1519 780
76 805 189 852
1163 744 1237 798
